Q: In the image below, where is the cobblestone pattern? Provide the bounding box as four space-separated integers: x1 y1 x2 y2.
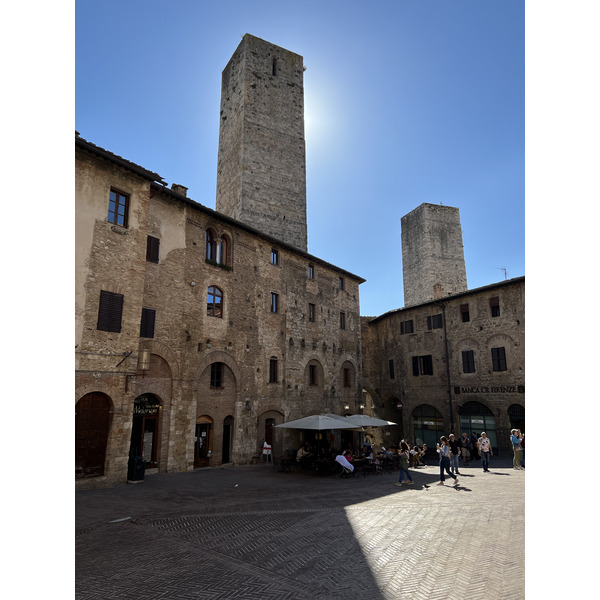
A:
76 460 524 599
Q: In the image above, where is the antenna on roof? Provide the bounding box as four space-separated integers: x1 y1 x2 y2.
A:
498 267 508 280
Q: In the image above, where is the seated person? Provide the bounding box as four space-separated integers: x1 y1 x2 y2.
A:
296 443 309 462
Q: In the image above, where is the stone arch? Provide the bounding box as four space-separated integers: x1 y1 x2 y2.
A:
138 339 180 381
454 337 481 352
193 350 242 384
76 392 113 478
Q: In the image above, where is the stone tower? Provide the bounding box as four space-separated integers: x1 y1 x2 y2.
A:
216 34 308 252
401 203 468 307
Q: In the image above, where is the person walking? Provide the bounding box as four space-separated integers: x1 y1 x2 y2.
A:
477 432 493 472
448 433 461 475
436 436 459 486
510 429 523 470
460 432 471 466
395 445 414 486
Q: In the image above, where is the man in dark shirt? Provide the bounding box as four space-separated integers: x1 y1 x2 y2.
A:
448 433 462 475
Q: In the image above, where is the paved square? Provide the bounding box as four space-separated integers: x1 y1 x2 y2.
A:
76 459 524 599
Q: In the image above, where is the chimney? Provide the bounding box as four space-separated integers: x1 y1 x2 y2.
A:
171 184 188 197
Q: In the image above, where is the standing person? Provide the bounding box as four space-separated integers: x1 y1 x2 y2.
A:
395 445 414 486
510 429 523 470
436 437 459 486
477 432 493 472
448 434 461 475
460 432 471 466
520 432 525 468
470 433 479 462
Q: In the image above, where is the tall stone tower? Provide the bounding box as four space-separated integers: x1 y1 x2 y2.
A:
401 203 468 307
216 34 308 252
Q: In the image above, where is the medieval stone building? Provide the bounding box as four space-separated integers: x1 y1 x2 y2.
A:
75 35 364 488
360 203 524 454
75 34 524 487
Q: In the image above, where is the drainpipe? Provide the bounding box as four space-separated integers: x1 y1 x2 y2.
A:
436 301 455 433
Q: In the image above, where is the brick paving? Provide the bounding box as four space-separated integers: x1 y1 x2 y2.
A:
76 458 524 599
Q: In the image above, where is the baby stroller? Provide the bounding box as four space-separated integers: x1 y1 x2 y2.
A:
335 454 357 478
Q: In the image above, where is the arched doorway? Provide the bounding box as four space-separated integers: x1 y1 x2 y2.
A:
508 404 525 433
130 394 161 467
222 415 234 464
195 415 213 468
412 404 444 448
76 392 112 478
459 401 497 450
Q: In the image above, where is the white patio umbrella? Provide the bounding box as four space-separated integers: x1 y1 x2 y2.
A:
275 413 359 430
344 414 397 427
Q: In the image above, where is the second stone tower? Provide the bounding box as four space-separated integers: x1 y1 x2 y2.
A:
216 34 308 252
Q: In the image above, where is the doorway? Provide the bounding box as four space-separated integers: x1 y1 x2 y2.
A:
75 392 112 478
130 394 161 467
194 415 213 468
222 416 233 464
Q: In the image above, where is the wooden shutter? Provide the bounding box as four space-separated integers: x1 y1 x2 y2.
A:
412 356 419 376
140 308 156 338
97 290 124 332
146 236 160 263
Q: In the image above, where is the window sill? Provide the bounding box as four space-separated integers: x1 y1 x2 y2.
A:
205 259 233 271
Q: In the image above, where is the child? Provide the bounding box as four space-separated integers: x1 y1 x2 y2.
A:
437 436 459 486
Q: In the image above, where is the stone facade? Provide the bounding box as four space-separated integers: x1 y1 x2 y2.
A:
216 34 308 252
401 203 468 307
75 135 364 489
360 277 525 455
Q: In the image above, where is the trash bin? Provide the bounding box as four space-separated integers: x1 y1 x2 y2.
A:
127 449 145 484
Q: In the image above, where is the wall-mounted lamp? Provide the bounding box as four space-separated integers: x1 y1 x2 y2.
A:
138 349 150 371
344 404 350 411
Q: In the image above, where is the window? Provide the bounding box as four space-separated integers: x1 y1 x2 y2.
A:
270 248 279 265
343 368 351 387
308 303 315 322
339 277 345 290
270 292 279 313
217 237 228 265
210 363 224 389
389 359 395 380
308 264 315 279
207 286 223 318
140 308 156 338
460 304 470 323
412 355 434 376
309 364 317 386
400 319 414 334
492 347 507 371
108 189 129 227
427 314 443 330
490 297 500 318
272 57 277 76
97 290 124 333
206 229 216 261
146 236 160 263
462 350 475 373
269 357 278 383
340 311 346 330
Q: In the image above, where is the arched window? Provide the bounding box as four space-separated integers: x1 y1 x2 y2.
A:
206 228 216 261
217 237 227 265
458 401 497 449
411 404 445 448
207 286 223 318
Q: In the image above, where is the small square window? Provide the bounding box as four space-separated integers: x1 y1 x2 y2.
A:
460 304 470 323
339 277 345 290
427 314 443 330
270 248 279 265
412 355 433 376
210 363 224 389
400 320 414 334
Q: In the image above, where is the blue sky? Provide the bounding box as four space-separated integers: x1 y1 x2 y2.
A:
75 0 525 317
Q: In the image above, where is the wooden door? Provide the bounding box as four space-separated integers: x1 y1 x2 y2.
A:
75 393 111 478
